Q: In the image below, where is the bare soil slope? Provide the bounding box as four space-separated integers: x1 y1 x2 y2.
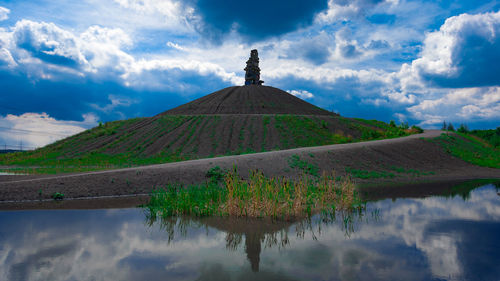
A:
162 85 334 115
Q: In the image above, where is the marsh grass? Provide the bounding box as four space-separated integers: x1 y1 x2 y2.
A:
145 169 362 220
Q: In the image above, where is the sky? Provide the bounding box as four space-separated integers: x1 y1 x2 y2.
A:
0 0 499 149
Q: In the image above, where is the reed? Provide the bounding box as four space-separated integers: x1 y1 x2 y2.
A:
145 169 363 220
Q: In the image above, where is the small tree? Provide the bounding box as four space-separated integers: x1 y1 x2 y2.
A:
442 121 447 130
447 123 455 131
389 120 396 127
457 123 469 133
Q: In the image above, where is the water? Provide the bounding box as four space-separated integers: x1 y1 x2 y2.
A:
0 183 499 281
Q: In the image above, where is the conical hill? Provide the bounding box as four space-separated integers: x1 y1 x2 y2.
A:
162 85 333 115
0 85 410 173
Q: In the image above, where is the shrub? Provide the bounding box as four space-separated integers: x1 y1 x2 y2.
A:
458 124 469 133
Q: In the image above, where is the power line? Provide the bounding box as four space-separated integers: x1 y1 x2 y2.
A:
1 144 37 150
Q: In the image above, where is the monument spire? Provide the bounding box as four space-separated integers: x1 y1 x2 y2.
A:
244 49 264 85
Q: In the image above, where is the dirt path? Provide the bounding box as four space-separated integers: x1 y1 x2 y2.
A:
0 130 498 204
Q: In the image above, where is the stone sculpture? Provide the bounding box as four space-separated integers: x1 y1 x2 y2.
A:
244 49 264 85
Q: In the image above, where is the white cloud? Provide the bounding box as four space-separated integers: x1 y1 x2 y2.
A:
407 87 500 126
287 89 314 99
315 0 396 24
2 19 239 89
0 6 9 21
0 48 16 67
0 112 97 149
410 11 500 87
127 58 240 87
166 41 186 51
112 0 193 31
90 95 138 120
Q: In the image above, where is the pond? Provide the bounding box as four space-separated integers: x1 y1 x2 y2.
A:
0 182 499 281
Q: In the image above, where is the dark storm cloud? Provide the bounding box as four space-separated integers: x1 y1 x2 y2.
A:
188 0 328 43
285 35 332 65
0 66 230 123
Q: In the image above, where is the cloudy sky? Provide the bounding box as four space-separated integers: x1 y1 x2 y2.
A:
0 0 499 149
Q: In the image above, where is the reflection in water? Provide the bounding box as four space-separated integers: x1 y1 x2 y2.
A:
146 208 372 272
0 182 498 281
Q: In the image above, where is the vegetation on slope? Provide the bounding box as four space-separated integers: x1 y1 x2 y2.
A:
468 128 500 148
431 132 500 168
0 115 421 174
145 168 363 220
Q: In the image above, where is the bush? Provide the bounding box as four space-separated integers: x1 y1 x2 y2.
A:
52 192 64 200
458 124 469 133
411 125 424 133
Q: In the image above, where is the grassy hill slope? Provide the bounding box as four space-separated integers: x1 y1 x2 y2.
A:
0 114 418 174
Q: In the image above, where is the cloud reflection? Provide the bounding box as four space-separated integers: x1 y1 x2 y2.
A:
0 184 498 280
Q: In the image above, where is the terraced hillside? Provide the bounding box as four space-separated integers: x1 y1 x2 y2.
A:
0 86 419 173
163 85 332 115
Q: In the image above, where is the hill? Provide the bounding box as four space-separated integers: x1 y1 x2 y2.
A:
163 86 333 115
0 85 418 174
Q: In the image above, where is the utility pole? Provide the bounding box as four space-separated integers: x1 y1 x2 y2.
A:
20 140 23 151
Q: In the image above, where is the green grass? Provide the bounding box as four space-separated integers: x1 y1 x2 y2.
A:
275 115 353 148
144 168 363 220
345 167 395 179
288 154 319 176
469 128 500 148
431 133 500 168
349 118 417 139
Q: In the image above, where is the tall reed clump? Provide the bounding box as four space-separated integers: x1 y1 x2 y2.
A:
145 169 363 220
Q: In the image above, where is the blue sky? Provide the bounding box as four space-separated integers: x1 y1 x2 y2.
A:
0 0 499 149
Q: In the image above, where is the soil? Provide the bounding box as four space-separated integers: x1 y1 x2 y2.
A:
22 114 380 159
162 85 334 115
1 130 498 209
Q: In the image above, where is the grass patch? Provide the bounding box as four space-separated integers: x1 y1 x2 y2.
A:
345 167 395 179
144 169 363 220
288 154 319 176
51 192 64 200
431 133 500 168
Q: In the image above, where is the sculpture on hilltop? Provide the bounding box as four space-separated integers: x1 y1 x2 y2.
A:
244 49 264 85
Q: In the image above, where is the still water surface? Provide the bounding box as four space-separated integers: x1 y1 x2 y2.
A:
0 183 499 281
